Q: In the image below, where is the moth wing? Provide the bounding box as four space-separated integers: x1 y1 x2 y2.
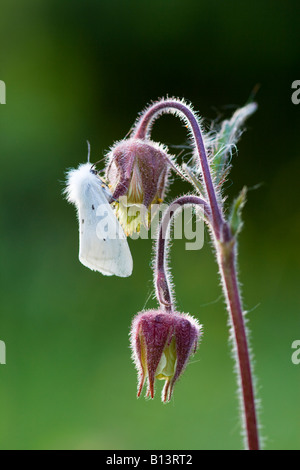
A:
78 182 133 277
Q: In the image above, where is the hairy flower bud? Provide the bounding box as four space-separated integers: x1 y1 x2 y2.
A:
106 138 172 234
130 309 202 402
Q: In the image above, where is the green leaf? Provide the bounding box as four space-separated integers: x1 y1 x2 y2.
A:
209 102 257 185
229 186 247 236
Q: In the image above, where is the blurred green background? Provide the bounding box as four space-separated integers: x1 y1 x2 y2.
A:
0 0 299 450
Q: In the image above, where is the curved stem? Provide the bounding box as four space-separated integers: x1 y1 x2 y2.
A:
155 196 211 311
143 99 260 449
133 99 224 237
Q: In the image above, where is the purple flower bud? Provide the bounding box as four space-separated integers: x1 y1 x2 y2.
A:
106 138 171 234
130 309 202 402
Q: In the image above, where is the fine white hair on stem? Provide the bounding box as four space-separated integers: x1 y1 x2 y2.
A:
216 236 262 450
153 194 211 310
133 96 203 137
132 96 209 186
152 203 176 308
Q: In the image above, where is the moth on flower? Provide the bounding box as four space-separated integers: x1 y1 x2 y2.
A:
105 138 173 235
130 309 202 402
64 161 133 277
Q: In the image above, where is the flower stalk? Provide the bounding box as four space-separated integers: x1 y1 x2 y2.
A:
134 98 260 450
218 237 259 450
155 195 211 311
132 99 224 236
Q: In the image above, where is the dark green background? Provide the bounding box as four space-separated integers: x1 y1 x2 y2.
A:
0 0 299 450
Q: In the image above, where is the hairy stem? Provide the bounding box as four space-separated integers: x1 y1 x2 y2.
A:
218 235 259 450
155 196 211 311
133 99 223 236
141 99 260 449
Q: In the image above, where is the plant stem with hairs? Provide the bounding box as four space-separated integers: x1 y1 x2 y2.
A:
133 98 260 450
155 195 212 312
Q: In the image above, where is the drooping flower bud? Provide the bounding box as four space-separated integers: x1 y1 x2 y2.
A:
106 138 172 235
130 309 202 402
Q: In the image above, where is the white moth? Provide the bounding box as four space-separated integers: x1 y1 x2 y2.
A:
65 162 133 277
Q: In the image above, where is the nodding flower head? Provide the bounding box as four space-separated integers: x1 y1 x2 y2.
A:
106 138 172 235
130 309 202 402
